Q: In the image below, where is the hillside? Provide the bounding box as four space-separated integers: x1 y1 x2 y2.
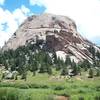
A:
2 13 100 63
0 13 100 100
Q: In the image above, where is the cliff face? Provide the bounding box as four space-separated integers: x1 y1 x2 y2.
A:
2 13 100 63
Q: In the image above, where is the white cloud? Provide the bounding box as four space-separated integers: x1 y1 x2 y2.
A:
21 5 30 14
0 0 5 5
13 5 30 25
0 5 31 47
30 0 45 6
0 0 100 47
29 0 100 44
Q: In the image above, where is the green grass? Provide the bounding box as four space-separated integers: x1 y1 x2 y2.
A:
0 71 100 100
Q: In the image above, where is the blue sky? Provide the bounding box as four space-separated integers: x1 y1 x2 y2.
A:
0 0 100 47
1 0 46 14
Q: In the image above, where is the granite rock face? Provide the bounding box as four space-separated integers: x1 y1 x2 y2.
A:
2 13 100 63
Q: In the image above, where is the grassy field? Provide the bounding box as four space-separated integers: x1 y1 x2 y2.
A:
0 70 100 100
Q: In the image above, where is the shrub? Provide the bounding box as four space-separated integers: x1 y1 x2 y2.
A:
17 84 29 89
78 89 85 94
0 88 7 99
79 96 84 100
0 88 19 100
25 96 32 100
7 90 18 100
28 83 49 89
94 96 100 100
0 83 15 88
60 93 70 97
95 86 100 91
53 86 65 90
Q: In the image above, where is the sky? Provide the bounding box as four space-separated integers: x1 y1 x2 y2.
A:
0 0 100 47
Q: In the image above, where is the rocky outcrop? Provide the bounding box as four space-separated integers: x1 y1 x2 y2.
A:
2 13 100 63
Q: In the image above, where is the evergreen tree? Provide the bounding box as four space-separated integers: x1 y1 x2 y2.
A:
39 62 47 73
55 57 62 71
21 64 28 81
21 71 27 81
94 60 100 67
28 54 34 65
52 52 58 65
77 65 81 75
96 51 100 60
88 46 95 57
80 59 91 71
88 68 94 78
65 56 71 66
3 60 9 69
44 53 52 65
61 67 68 76
95 69 100 77
31 60 38 76
71 60 78 75
46 65 52 75
15 75 18 80
15 54 26 74
0 53 3 64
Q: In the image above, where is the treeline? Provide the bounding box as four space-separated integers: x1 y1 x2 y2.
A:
88 45 100 67
0 43 100 77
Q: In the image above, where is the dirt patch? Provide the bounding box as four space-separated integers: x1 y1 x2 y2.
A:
54 96 70 100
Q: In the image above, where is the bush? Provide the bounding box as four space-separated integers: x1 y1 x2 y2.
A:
16 84 29 89
28 83 49 89
0 88 19 100
40 84 49 89
78 89 85 94
78 96 84 100
25 96 32 100
60 93 70 97
0 88 7 99
7 90 19 100
94 96 100 100
0 83 15 88
95 86 100 91
53 86 65 91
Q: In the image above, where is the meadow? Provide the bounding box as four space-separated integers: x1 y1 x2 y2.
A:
0 70 100 100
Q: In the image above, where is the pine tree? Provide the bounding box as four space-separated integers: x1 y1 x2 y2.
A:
15 75 18 80
0 53 3 64
77 66 81 75
61 67 68 76
31 60 38 76
21 72 27 81
65 56 71 66
80 59 91 71
39 62 46 73
88 68 94 78
47 65 52 75
95 69 100 77
52 51 58 65
96 51 100 60
71 60 78 75
88 46 95 59
44 53 52 65
3 60 9 69
55 57 62 71
21 64 28 81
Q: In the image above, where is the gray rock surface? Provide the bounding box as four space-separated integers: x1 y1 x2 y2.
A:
2 13 100 63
